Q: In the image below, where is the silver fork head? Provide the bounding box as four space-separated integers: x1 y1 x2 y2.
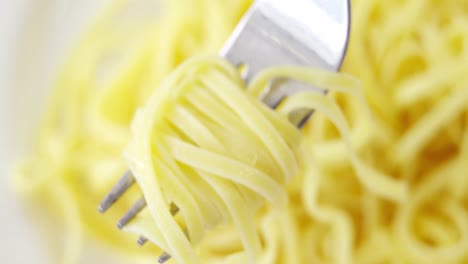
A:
99 0 351 262
222 0 350 126
222 0 351 84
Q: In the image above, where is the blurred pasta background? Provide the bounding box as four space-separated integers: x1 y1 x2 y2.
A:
8 0 468 263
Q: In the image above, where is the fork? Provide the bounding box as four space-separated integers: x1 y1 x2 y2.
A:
98 0 350 262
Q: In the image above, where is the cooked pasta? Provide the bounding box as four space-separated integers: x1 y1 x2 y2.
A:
12 0 468 263
120 54 406 263
122 55 301 264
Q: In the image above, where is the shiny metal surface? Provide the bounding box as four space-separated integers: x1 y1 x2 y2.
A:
222 0 350 126
98 170 135 213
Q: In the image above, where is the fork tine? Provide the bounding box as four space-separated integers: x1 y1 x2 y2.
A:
137 236 148 246
156 228 189 263
98 171 135 213
118 199 181 230
136 203 181 246
158 252 171 263
117 196 147 229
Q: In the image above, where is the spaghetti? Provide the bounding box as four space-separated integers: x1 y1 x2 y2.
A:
121 55 404 263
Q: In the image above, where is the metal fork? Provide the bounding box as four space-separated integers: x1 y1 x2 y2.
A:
98 0 350 262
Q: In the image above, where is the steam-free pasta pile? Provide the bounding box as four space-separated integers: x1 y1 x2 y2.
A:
13 0 468 263
122 56 303 263
121 53 407 263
